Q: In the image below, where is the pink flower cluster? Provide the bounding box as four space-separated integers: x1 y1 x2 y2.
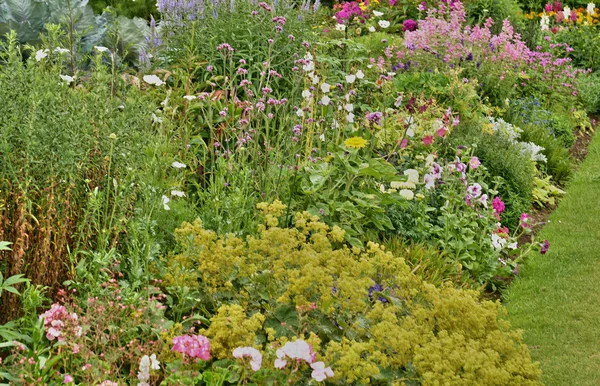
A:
39 303 82 342
172 334 211 360
396 0 582 97
335 2 363 24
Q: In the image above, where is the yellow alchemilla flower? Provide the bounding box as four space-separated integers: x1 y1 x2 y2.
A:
344 136 368 149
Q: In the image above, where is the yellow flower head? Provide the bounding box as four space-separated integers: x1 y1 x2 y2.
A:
344 136 368 149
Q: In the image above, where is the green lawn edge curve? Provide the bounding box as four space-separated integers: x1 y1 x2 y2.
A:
504 131 600 386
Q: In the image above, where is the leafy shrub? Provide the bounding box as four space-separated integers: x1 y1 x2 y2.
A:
0 0 150 65
507 97 576 148
448 120 536 228
90 0 157 19
578 71 600 114
156 203 542 384
158 0 317 94
519 123 574 184
0 35 170 321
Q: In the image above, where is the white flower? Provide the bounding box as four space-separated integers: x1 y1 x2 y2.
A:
35 49 48 61
491 233 507 251
378 20 390 28
540 15 550 30
303 60 315 72
171 161 187 168
161 195 171 211
171 190 186 197
587 3 595 14
60 74 75 84
321 83 331 93
563 6 571 19
54 47 70 54
406 127 414 137
404 169 419 184
311 75 320 85
321 95 331 105
368 26 376 32
320 133 325 141
152 112 163 124
346 112 355 123
149 354 160 370
507 242 518 250
296 108 305 118
335 23 346 31
95 46 109 53
143 74 165 86
344 103 354 112
373 10 384 17
399 189 414 200
302 89 312 100
424 174 436 189
183 95 196 101
356 70 364 79
345 74 356 83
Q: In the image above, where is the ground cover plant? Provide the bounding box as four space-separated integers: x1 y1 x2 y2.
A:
0 0 598 384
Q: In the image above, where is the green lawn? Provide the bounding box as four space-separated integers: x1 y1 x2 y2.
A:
504 131 600 386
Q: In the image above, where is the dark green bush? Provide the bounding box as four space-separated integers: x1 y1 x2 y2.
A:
447 122 535 228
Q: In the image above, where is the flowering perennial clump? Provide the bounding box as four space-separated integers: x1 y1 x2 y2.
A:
172 334 211 360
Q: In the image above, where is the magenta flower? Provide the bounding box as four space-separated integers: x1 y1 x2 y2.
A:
233 347 262 371
544 2 553 12
492 196 505 216
519 213 531 228
422 135 433 146
172 334 211 360
540 240 550 255
569 10 577 21
403 19 418 32
63 374 73 384
469 156 481 169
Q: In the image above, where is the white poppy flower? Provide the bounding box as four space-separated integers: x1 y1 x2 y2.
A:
320 133 325 141
143 74 165 86
368 26 376 32
312 75 320 85
60 74 75 84
355 70 364 79
35 49 48 61
321 83 331 93
161 195 171 211
171 161 187 168
296 109 305 117
335 24 346 31
373 10 384 17
344 103 354 112
378 20 390 28
183 95 196 101
345 74 356 83
171 190 186 197
302 89 312 100
346 112 355 123
321 95 331 105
